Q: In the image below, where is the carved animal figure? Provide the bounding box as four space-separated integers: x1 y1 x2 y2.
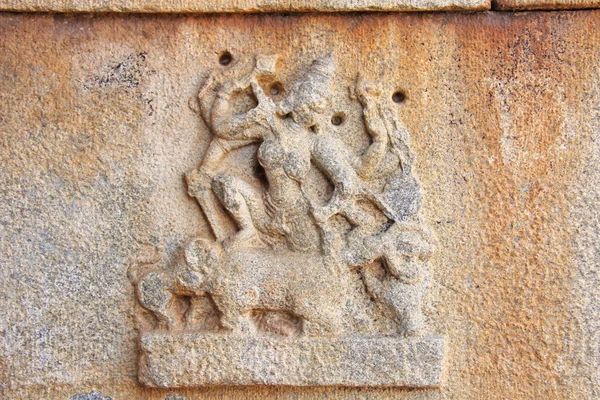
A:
127 240 219 330
129 239 349 336
186 239 349 336
349 226 435 336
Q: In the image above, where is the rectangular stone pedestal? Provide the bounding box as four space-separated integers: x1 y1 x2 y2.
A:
139 333 445 387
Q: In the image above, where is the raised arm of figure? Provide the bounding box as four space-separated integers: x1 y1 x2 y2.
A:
196 72 219 128
350 75 389 180
381 107 415 176
196 55 255 132
209 57 278 142
209 81 262 141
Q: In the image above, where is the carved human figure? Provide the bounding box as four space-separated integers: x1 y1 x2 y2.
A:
187 54 336 253
131 53 435 338
186 54 279 242
309 75 433 335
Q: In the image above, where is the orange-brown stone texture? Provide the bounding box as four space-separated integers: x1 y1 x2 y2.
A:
1 10 599 400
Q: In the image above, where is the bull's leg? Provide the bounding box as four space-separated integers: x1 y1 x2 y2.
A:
301 312 345 337
220 315 254 334
137 272 175 330
218 306 254 334
297 300 346 337
155 310 176 331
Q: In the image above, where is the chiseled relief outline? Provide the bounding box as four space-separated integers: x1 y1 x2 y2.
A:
129 52 443 387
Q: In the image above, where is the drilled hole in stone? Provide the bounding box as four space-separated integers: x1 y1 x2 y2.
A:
219 51 232 66
331 113 344 126
269 82 283 96
392 91 406 104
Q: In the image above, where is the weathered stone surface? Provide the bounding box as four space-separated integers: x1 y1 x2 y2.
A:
163 394 189 400
165 393 190 400
140 334 445 387
69 391 113 400
1 9 600 400
493 0 600 9
125 47 439 388
0 0 490 12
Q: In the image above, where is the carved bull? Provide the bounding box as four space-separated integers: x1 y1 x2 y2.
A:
129 238 349 336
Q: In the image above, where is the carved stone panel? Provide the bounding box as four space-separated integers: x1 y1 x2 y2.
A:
129 53 445 387
4 10 600 400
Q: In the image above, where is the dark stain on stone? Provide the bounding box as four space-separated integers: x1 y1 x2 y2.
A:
84 52 151 91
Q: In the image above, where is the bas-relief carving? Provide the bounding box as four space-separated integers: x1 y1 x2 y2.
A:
129 52 445 387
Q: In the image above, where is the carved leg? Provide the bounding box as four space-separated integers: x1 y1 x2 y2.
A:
301 310 345 337
300 313 330 337
386 281 425 336
186 138 253 242
296 297 346 337
137 271 175 330
211 174 268 249
219 310 254 334
390 280 425 336
155 310 176 331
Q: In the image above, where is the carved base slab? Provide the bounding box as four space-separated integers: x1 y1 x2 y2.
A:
139 333 446 387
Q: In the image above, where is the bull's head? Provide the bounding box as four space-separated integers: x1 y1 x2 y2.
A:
175 238 222 293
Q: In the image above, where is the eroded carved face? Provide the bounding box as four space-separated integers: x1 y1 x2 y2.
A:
291 98 330 128
276 56 333 130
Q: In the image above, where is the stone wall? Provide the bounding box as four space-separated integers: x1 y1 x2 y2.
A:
1 7 599 400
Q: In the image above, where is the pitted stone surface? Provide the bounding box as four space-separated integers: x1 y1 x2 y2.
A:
493 0 599 9
0 0 490 12
140 334 445 387
69 392 113 400
1 9 600 400
126 43 440 386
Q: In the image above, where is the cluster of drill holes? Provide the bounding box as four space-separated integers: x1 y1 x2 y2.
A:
392 91 406 104
219 51 232 66
269 82 283 96
331 113 344 126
